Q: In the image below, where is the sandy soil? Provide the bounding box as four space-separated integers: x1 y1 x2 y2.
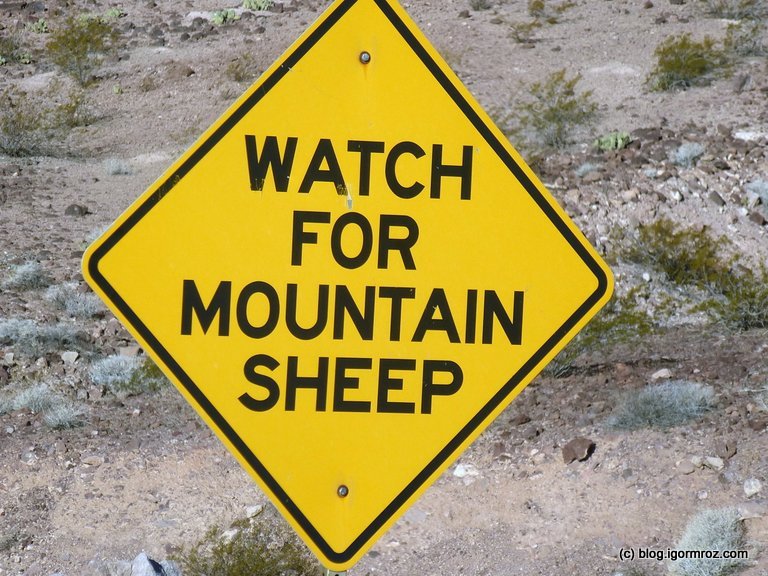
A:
1 0 767 575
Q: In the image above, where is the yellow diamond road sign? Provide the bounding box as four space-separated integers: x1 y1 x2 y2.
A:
84 0 613 570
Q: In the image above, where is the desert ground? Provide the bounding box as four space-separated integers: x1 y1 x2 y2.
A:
1 0 767 575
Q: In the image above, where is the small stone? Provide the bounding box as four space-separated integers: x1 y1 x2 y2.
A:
165 61 195 81
691 455 703 468
650 368 672 380
81 455 104 467
510 413 531 426
749 211 766 226
621 188 639 202
404 507 428 523
61 351 79 365
21 451 38 465
561 437 595 464
453 463 479 479
131 552 165 576
64 203 90 217
697 490 708 500
715 439 737 460
221 528 239 543
744 478 762 498
118 345 141 357
748 417 767 431
458 9 470 17
704 456 725 471
245 504 264 518
677 460 696 475
708 191 726 207
3 352 13 364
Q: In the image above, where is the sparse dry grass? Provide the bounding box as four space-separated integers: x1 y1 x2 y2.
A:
608 380 715 430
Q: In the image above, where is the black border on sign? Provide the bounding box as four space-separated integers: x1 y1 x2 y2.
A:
87 0 610 565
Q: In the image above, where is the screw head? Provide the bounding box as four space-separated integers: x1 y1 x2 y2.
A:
337 485 349 498
359 51 371 64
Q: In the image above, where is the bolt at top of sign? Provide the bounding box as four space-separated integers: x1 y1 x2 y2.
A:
82 0 613 571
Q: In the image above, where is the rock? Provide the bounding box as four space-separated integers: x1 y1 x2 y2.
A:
404 507 428 523
245 504 264 518
164 61 195 81
510 413 531 426
650 368 672 380
704 456 724 471
221 528 239 543
0 365 9 385
748 416 768 431
734 130 767 142
708 191 726 207
521 424 541 440
677 460 696 475
561 437 595 464
118 345 141 357
458 9 470 17
715 439 737 460
748 211 766 226
744 478 762 498
131 552 166 576
453 463 479 479
61 351 79 365
64 203 90 217
81 455 104 467
691 455 703 468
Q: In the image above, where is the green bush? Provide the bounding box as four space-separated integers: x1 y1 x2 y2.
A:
509 20 541 44
703 265 768 330
26 19 49 34
0 88 47 156
226 53 260 83
0 382 84 429
623 219 768 330
703 0 766 19
0 83 96 156
669 508 747 576
594 131 631 152
0 318 88 357
470 0 493 10
2 261 51 290
506 69 598 150
46 15 119 86
647 33 730 91
544 289 652 377
45 282 104 318
243 0 274 9
624 219 730 289
89 355 166 397
176 507 319 576
608 380 715 430
527 0 574 23
212 9 239 25
724 21 768 57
